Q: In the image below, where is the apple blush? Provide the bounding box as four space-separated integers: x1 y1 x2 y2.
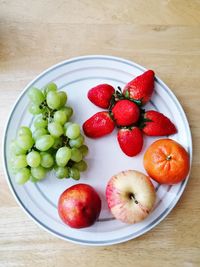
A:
58 183 101 228
106 170 156 224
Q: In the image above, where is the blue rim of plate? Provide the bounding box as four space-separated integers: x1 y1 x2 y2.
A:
2 55 192 246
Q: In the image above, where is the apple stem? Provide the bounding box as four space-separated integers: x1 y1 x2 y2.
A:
130 193 138 204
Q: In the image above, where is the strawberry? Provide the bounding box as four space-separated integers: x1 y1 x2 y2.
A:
83 111 115 138
123 70 155 105
111 99 140 126
88 84 115 109
142 110 177 136
117 127 143 157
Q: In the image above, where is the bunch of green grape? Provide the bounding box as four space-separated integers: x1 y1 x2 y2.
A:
10 83 89 185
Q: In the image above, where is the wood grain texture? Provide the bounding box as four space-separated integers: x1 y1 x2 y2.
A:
0 0 200 266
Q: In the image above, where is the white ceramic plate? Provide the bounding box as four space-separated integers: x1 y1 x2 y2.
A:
3 55 192 246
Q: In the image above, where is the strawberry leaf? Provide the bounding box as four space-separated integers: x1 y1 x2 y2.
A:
117 86 122 93
124 90 129 98
133 108 152 129
108 95 116 112
138 117 152 129
143 118 152 122
130 98 142 106
108 111 115 122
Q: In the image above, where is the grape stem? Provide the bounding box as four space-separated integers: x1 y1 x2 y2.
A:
40 100 56 123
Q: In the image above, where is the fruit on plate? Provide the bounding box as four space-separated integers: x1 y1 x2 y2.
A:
117 127 143 156
111 100 140 126
88 84 115 109
142 110 177 136
58 184 101 228
10 83 89 185
82 111 115 138
143 139 190 184
123 70 155 105
83 69 178 157
106 170 156 224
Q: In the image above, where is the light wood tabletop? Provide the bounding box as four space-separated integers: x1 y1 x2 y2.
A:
0 1 200 266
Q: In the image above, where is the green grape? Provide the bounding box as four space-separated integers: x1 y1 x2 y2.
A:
56 147 71 167
40 152 54 168
58 91 67 107
69 167 80 180
26 151 41 167
31 166 46 180
69 135 84 148
61 106 73 119
32 128 48 140
65 123 80 139
73 160 87 172
43 82 57 95
48 121 64 138
34 115 48 129
10 140 26 155
35 135 54 151
13 155 27 169
11 81 90 185
79 145 89 157
28 103 42 115
17 134 34 151
54 110 67 125
30 175 39 183
46 91 60 110
15 168 30 185
28 87 45 105
70 147 82 162
63 122 72 131
17 126 32 137
52 137 62 149
55 166 69 179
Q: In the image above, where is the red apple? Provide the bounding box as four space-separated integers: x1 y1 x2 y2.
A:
58 183 101 228
106 170 156 224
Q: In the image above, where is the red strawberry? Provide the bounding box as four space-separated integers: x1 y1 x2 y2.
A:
123 70 155 105
117 127 143 157
83 111 115 138
142 110 177 136
88 84 115 109
112 99 140 126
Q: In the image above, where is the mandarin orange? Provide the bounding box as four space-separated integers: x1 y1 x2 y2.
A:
143 139 190 184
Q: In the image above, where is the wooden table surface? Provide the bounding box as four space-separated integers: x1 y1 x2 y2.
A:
0 1 200 266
